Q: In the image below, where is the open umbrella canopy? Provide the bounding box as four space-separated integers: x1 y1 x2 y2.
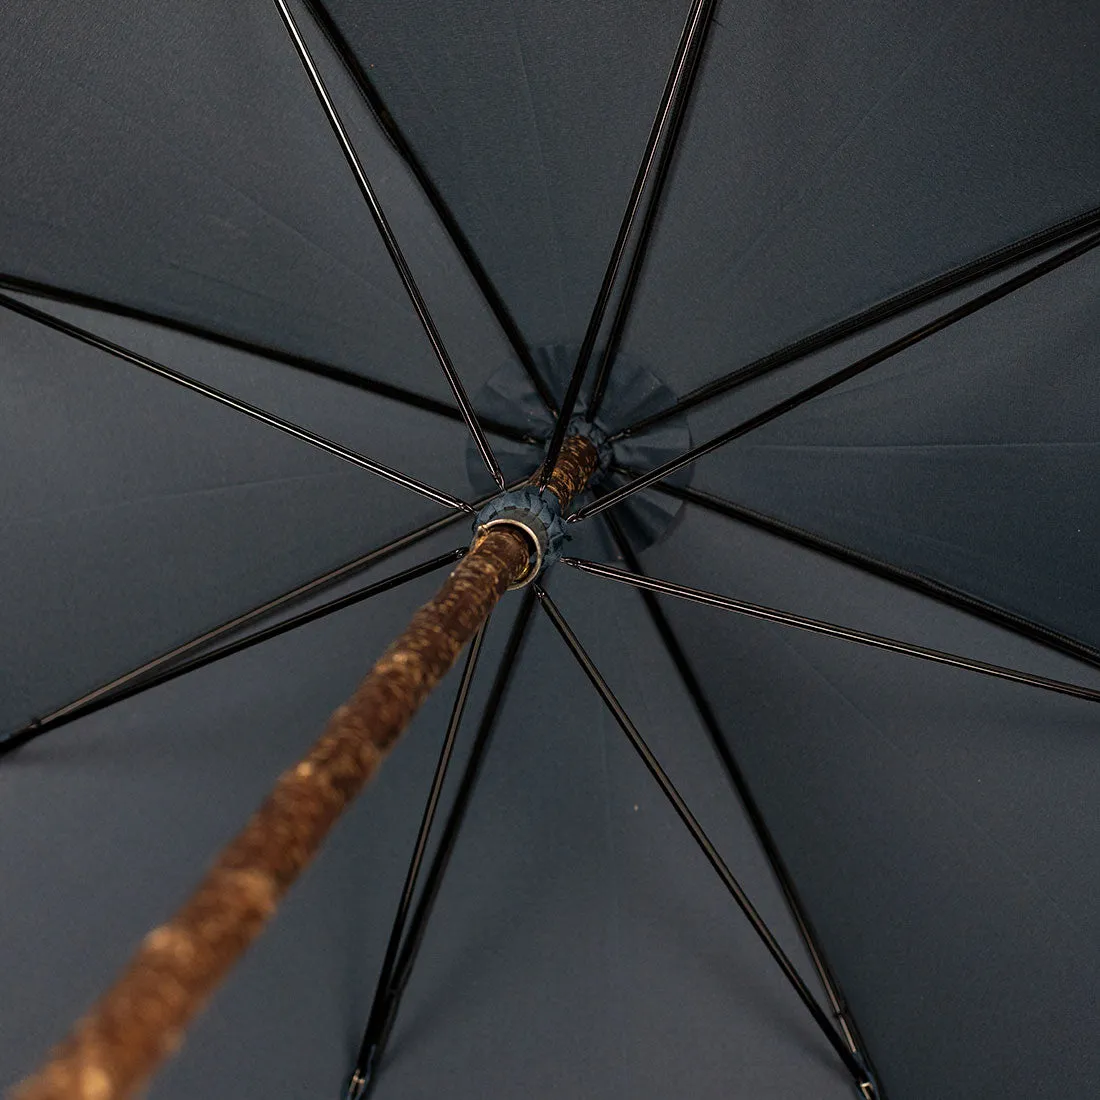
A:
2 2 1100 1098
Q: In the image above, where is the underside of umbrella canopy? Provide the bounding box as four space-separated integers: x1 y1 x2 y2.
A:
2 2 1100 1099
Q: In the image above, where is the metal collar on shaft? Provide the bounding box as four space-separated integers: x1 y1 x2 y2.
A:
472 435 600 588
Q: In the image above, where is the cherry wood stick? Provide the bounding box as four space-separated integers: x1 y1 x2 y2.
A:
14 437 598 1100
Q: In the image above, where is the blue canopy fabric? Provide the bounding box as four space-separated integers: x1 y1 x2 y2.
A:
2 2 1099 1098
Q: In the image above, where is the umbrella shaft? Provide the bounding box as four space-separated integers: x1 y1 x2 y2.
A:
12 438 598 1100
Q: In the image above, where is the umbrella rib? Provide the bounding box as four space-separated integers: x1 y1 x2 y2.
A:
0 290 472 512
298 0 557 417
537 0 719 487
0 550 468 758
534 586 874 1093
646 477 1100 674
561 558 1100 705
272 0 505 489
612 204 1100 440
601 514 877 1073
0 274 536 446
574 227 1100 521
3 494 494 749
347 592 537 1099
586 0 719 423
347 621 488 1100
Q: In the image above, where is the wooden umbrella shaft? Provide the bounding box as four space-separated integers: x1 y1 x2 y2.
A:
14 437 599 1100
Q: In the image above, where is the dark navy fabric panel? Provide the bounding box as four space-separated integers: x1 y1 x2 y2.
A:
688 243 1100 655
642 505 1100 1099
620 0 1100 395
0 557 855 1100
322 0 1100 397
3 2 1099 1096
0 1 513 405
320 0 689 349
0 302 463 734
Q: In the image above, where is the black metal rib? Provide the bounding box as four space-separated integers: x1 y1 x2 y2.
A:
0 274 535 446
1 550 466 758
8 491 492 748
348 622 487 1100
538 0 718 487
575 228 1100 520
299 0 556 416
273 0 504 488
534 586 872 1091
562 558 1100 704
0 290 472 512
602 515 876 1072
646 477 1100 674
347 591 536 1099
586 1 719 422
613 205 1100 439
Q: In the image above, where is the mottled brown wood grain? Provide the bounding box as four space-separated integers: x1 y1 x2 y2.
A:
541 434 599 508
13 438 598 1100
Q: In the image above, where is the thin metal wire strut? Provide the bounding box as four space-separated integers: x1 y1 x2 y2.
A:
272 0 505 489
12 439 597 1100
586 0 719 421
534 586 875 1095
576 227 1100 521
601 513 875 1070
538 0 719 487
347 622 489 1099
562 557 1100 704
612 205 1100 440
4 484 531 753
643 476 1100 674
3 550 467 754
0 274 537 446
297 0 558 417
346 592 537 1099
0 291 470 513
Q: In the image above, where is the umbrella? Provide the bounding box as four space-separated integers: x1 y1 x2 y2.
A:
2 1 1099 1097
